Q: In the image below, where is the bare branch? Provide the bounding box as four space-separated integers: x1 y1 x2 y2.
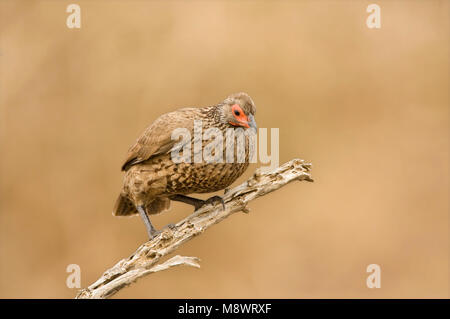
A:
76 158 313 299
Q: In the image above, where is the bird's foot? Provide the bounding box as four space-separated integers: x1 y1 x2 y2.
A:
147 223 177 240
147 228 162 240
205 195 226 210
169 194 225 212
195 195 225 211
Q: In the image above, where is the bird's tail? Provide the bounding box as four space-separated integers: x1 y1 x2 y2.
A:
113 194 138 216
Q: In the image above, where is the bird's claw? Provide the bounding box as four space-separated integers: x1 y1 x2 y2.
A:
147 229 162 240
194 195 225 211
204 195 226 210
147 223 176 240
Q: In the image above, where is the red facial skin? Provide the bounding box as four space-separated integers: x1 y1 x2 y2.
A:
229 104 250 128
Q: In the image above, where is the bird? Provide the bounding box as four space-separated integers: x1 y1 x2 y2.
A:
113 92 257 239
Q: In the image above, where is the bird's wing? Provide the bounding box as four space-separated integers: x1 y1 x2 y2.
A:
121 108 197 171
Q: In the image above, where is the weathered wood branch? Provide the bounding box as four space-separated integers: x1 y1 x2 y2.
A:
76 158 313 299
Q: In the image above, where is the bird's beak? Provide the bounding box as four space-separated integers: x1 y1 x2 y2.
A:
230 114 257 130
247 114 257 130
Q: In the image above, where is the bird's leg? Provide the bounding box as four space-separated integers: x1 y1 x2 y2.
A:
170 194 225 211
169 195 205 210
137 205 160 239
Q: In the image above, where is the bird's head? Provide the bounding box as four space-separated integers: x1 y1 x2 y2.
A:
220 92 257 130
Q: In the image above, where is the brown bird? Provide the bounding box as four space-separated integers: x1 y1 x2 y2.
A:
113 92 257 239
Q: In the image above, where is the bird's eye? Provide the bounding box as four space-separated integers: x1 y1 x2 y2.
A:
234 110 240 116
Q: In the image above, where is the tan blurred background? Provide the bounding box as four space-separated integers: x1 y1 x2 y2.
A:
0 0 448 298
